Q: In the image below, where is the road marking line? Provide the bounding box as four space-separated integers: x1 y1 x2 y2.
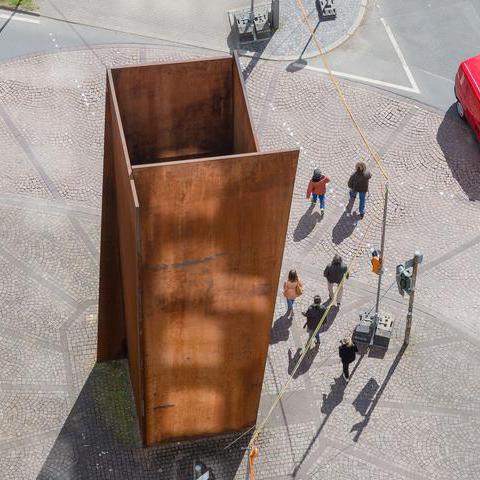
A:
0 12 40 24
380 17 420 93
419 68 455 84
298 64 420 94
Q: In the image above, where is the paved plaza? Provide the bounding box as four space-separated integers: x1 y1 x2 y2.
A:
0 42 479 479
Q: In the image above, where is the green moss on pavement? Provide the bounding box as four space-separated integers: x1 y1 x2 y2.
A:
92 361 140 446
0 0 37 11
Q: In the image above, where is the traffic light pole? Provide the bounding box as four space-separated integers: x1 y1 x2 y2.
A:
404 252 421 345
374 182 389 315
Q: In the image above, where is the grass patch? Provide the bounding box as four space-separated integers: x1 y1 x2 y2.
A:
92 361 140 446
0 0 37 11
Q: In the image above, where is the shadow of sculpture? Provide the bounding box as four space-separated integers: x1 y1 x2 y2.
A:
294 204 323 242
37 361 248 480
437 104 480 201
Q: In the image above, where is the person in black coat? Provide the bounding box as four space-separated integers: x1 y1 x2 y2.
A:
338 336 358 381
302 295 326 345
348 161 372 219
324 254 349 307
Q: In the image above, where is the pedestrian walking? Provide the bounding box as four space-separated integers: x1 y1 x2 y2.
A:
283 269 303 318
338 336 358 381
324 254 348 307
306 168 330 213
348 162 372 219
302 295 327 345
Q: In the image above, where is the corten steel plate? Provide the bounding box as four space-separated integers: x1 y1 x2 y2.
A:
97 53 299 446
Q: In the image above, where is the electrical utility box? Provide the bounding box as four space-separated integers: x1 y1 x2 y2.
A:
96 54 299 446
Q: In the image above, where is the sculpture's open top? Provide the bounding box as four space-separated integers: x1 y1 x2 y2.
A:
110 56 258 166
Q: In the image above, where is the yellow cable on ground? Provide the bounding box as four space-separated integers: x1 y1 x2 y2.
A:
244 1 393 471
294 0 389 180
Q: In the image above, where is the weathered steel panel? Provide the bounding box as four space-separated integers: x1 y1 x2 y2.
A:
133 150 298 444
232 53 258 153
97 77 126 362
98 55 299 446
99 72 145 434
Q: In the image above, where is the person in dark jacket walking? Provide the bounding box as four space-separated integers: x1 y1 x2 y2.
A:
306 168 330 213
348 162 372 219
324 254 349 307
302 295 326 345
338 336 358 381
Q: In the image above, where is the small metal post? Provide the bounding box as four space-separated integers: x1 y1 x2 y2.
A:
245 447 251 480
271 0 280 30
404 252 421 345
375 182 389 315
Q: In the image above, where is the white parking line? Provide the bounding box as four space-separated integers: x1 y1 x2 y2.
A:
380 17 420 93
298 64 421 94
0 12 40 24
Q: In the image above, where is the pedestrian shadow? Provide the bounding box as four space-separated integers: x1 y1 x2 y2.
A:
287 344 320 379
320 375 347 415
332 197 358 244
350 344 406 442
293 205 323 242
437 104 480 201
352 377 380 416
270 313 293 345
319 303 338 332
291 356 363 477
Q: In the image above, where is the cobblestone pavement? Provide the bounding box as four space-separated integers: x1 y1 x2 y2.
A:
36 0 364 60
0 44 479 479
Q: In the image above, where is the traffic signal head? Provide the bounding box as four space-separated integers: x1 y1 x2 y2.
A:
371 255 381 274
396 264 413 296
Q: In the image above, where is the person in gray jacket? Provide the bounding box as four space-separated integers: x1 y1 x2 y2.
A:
348 162 372 219
323 254 349 307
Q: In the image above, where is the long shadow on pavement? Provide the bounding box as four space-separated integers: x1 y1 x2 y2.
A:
270 313 293 345
37 361 248 480
332 196 358 244
291 355 364 477
294 204 323 242
320 303 339 333
287 343 320 379
350 344 406 442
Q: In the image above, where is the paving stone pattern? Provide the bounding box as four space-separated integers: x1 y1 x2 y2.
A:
0 44 479 479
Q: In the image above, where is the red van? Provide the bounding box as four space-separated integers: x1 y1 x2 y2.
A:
455 54 480 141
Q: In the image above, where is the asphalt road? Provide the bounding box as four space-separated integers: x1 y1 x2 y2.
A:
308 0 480 111
0 0 479 112
0 9 177 60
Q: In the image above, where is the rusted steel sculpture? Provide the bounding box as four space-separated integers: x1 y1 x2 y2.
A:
97 53 299 446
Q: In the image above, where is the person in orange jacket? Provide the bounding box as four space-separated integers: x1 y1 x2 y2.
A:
306 168 330 213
